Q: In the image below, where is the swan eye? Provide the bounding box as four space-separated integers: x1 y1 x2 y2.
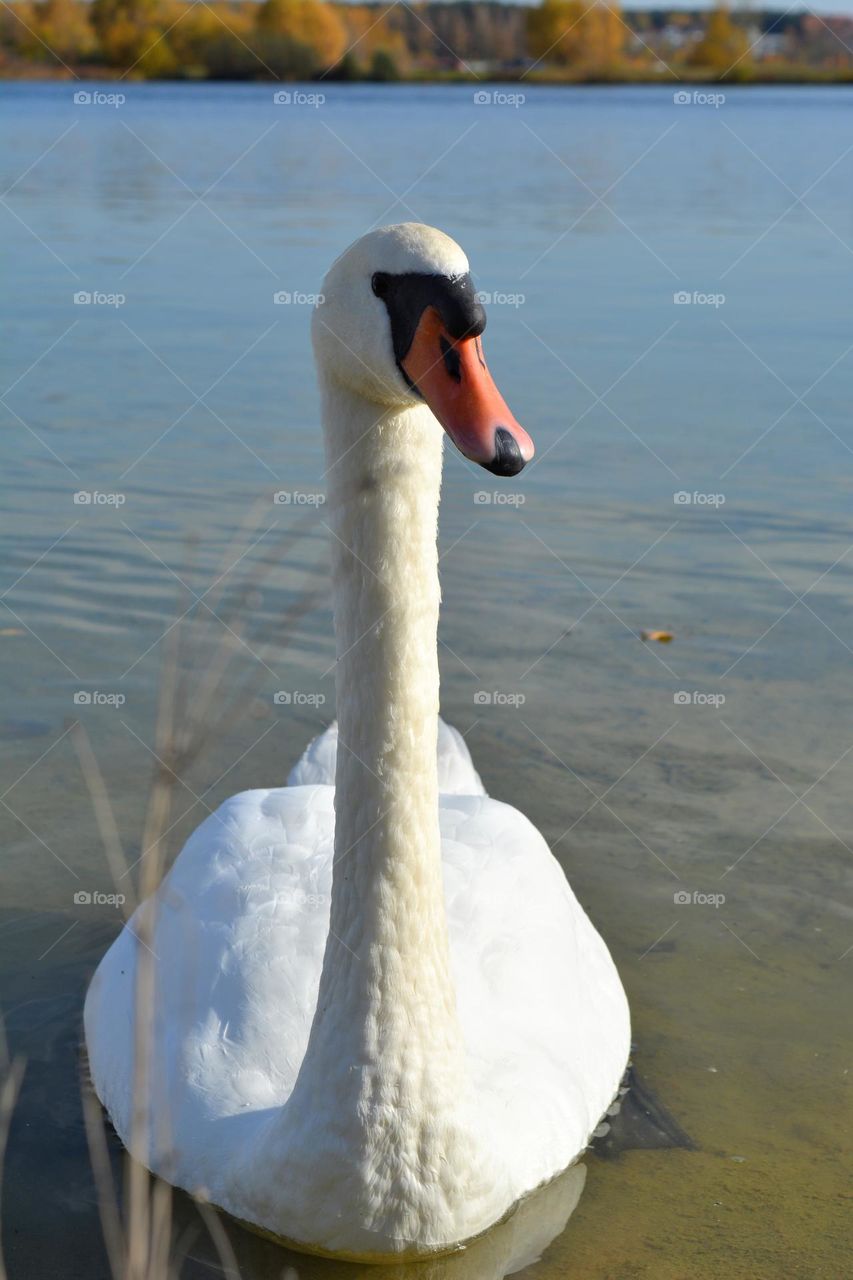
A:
372 273 389 298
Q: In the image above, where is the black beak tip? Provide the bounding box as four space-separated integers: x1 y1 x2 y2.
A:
481 426 526 477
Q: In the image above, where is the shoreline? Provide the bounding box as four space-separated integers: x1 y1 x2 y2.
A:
4 67 853 86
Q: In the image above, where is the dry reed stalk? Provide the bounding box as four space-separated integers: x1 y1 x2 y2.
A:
67 505 322 1280
0 1041 25 1280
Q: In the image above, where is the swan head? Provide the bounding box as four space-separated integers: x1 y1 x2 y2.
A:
312 223 534 476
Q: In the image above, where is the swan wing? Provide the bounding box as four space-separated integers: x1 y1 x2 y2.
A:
287 717 486 795
84 786 628 1249
286 722 339 787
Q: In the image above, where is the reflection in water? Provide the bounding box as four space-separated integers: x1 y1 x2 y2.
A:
3 82 853 1278
210 1166 586 1280
0 910 585 1279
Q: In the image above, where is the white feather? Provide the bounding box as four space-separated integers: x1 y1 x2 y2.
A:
288 717 486 796
85 223 630 1261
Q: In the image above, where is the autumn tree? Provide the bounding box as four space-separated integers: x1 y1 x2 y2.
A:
31 0 95 61
162 1 264 79
687 4 750 73
256 0 345 72
527 0 623 72
527 0 584 66
367 48 399 80
337 4 410 77
90 0 176 73
581 1 623 70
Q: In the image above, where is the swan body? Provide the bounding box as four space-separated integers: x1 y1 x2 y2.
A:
85 223 630 1261
288 717 486 796
85 784 625 1256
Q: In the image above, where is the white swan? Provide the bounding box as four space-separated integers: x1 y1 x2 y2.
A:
288 716 486 796
84 223 630 1263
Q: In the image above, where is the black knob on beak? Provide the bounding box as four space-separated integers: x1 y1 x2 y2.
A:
482 427 526 477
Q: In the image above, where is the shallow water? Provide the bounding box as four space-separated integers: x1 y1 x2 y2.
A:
1 82 851 1278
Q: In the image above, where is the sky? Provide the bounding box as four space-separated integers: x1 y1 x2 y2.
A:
344 0 853 19
471 0 853 17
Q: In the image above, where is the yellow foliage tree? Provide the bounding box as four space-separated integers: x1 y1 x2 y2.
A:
527 0 624 71
688 4 750 73
581 1 623 69
338 5 410 76
256 0 345 70
32 0 95 61
527 0 585 66
163 1 249 75
90 0 177 74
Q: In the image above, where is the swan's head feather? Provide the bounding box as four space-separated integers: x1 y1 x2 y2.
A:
312 223 469 406
313 223 533 475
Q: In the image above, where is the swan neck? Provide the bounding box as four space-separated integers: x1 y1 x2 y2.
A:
268 375 492 1243
309 374 464 1077
328 377 445 933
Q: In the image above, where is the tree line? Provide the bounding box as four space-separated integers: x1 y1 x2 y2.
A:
1 0 849 82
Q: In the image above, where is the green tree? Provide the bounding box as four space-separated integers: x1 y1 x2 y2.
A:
368 48 400 80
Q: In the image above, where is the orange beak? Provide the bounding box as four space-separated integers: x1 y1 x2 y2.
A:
400 307 534 476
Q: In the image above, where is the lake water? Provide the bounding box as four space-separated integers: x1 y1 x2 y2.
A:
1 82 851 1279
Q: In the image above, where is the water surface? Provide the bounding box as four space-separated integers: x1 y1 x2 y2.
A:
1 82 851 1278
